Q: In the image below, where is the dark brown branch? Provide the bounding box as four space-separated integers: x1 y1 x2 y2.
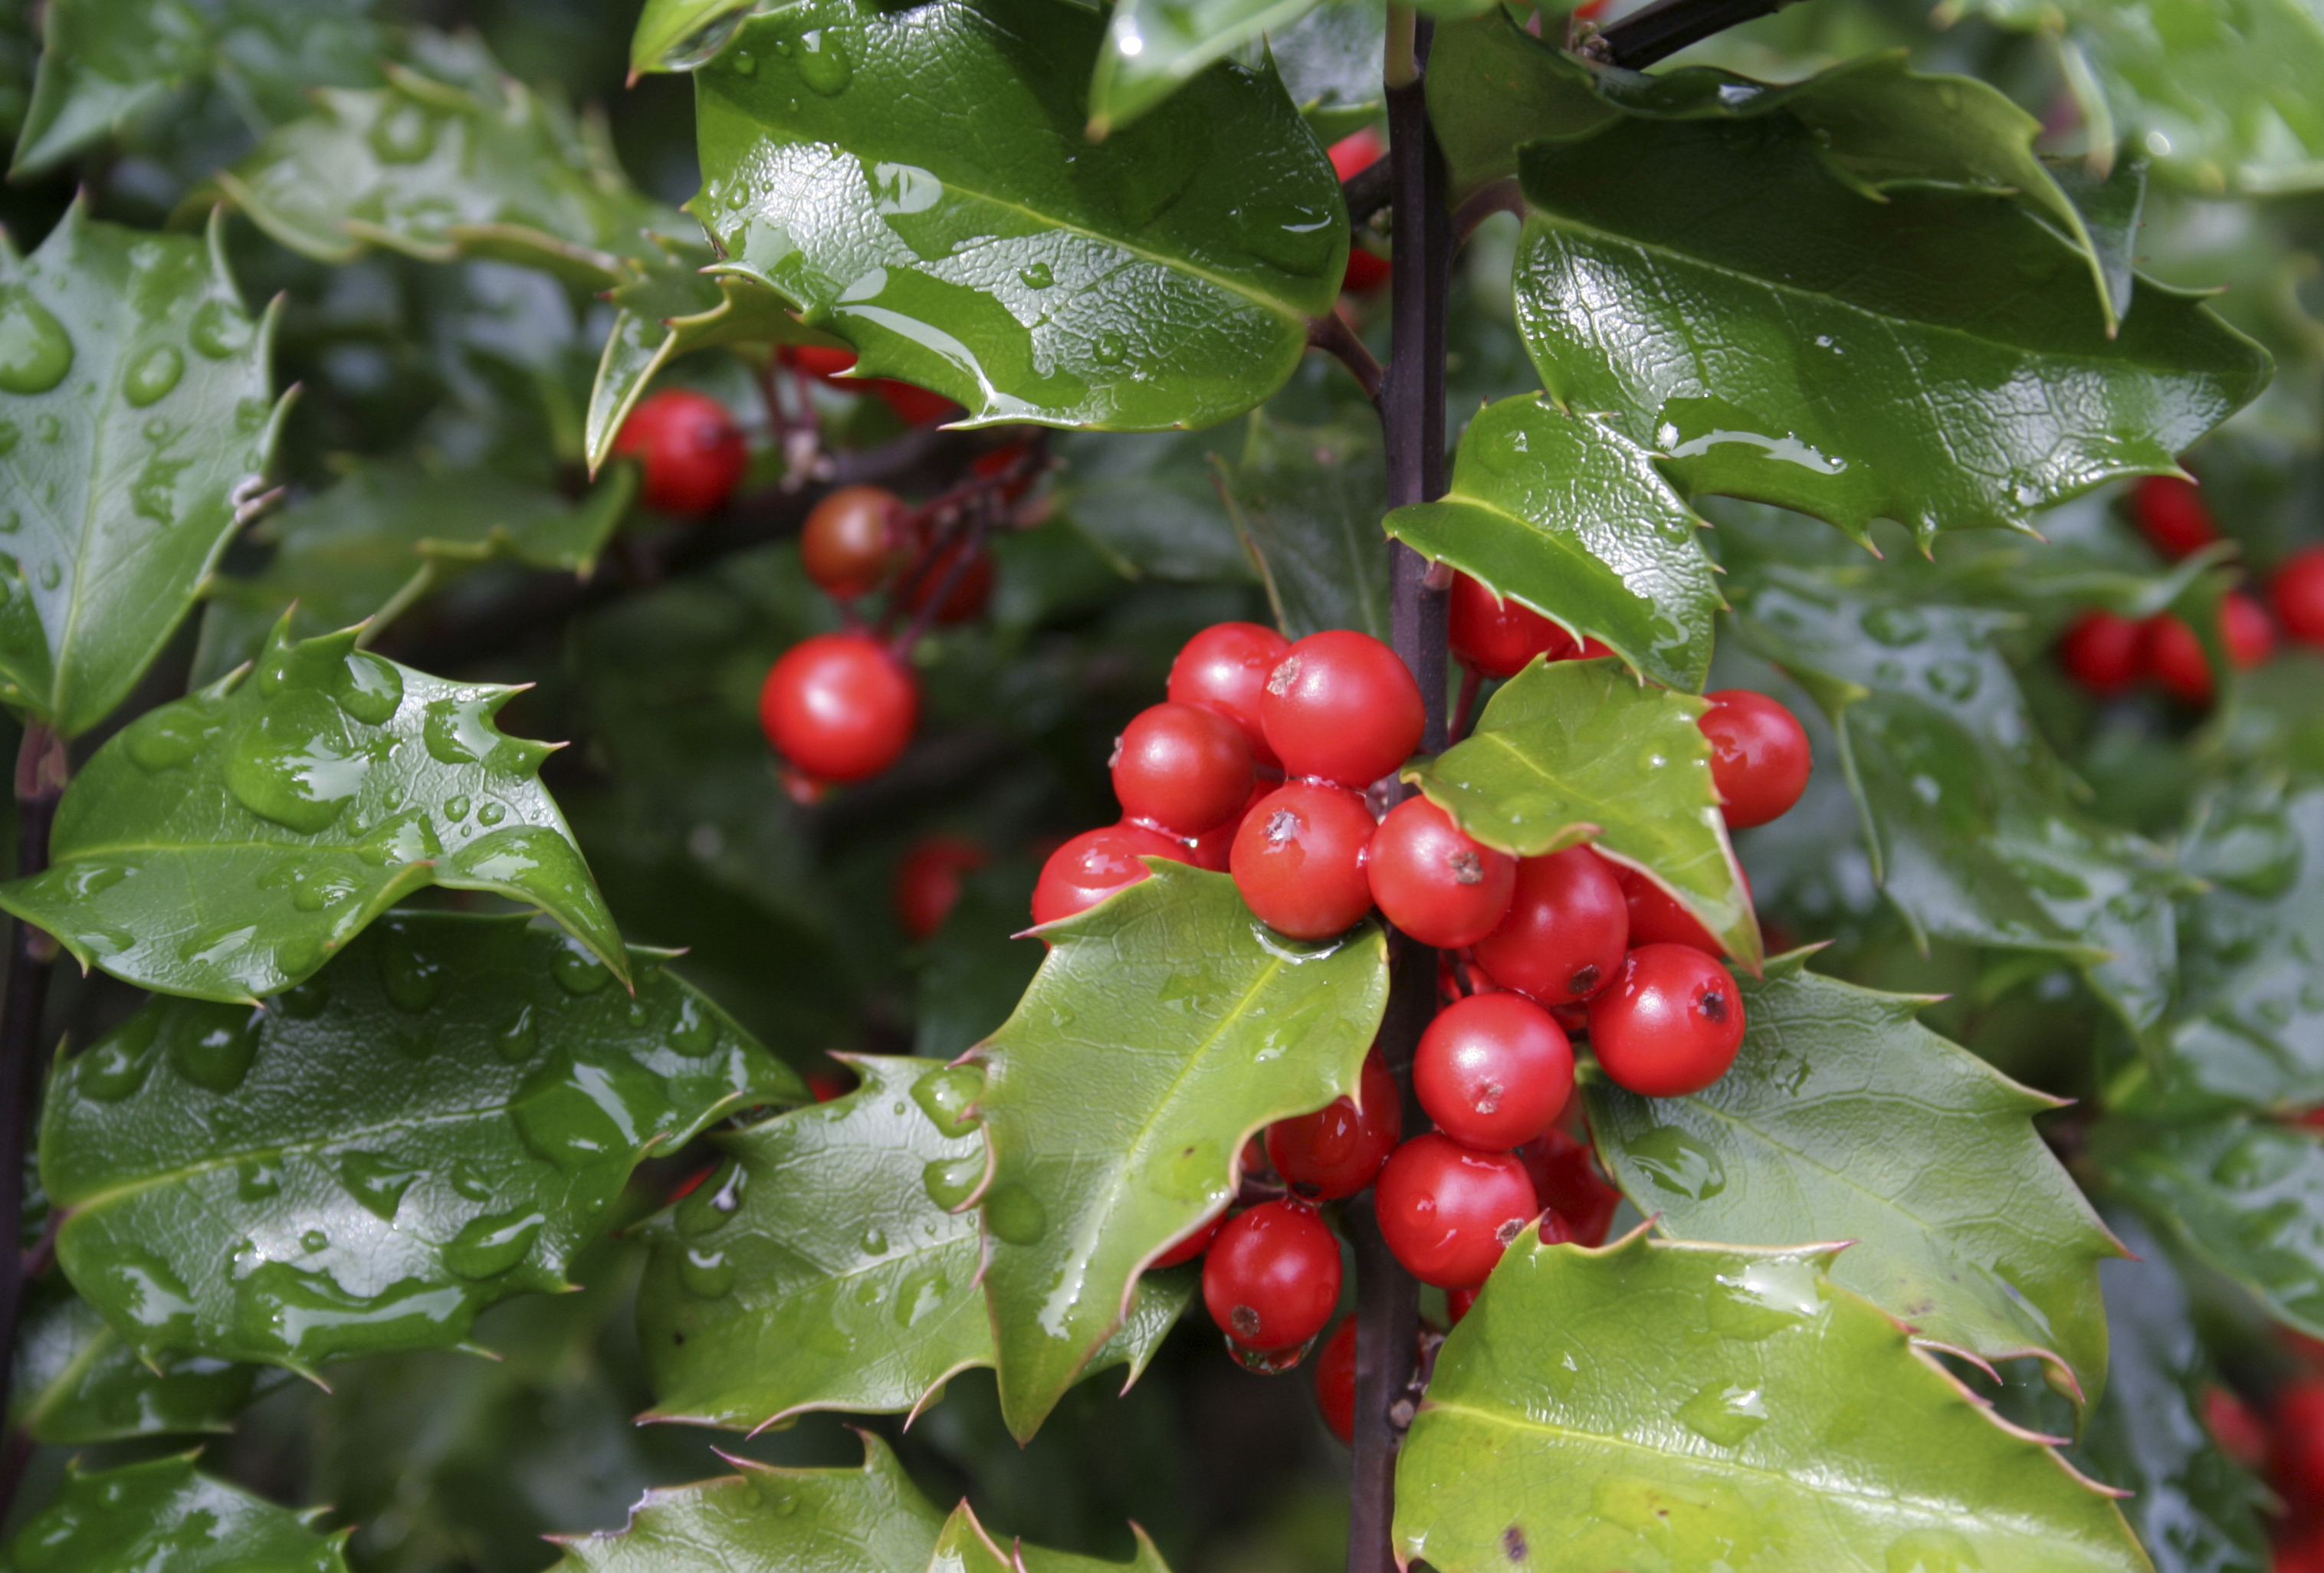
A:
1310 311 1385 402
1595 0 1808 69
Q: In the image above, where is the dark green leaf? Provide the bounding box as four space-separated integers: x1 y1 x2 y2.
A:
44 912 798 1372
691 0 1346 430
1053 430 1256 584
970 862 1390 1439
1217 411 1390 639
0 202 285 738
636 1055 1190 1430
0 621 627 1002
2095 1115 2324 1340
1403 658 1759 969
630 0 769 76
1514 113 2269 546
7 1456 347 1573
1384 396 1717 691
1272 0 1386 141
1087 0 1323 137
1424 11 1620 202
2050 154 2150 328
1394 1232 2152 1573
1585 954 2121 1409
11 1279 273 1444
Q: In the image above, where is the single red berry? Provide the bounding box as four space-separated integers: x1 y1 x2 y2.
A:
1515 1125 1621 1246
1314 1318 1357 1443
1152 1207 1224 1269
1588 944 1746 1098
801 484 908 599
806 1060 857 1103
1470 849 1628 1005
1449 573 1576 678
896 537 994 625
613 389 748 517
2274 547 2324 648
968 441 1039 504
783 343 859 384
1030 823 1187 928
1170 622 1291 767
894 836 986 941
2056 610 2145 696
1328 127 1382 182
1113 701 1256 837
1366 797 1516 948
759 632 917 784
2147 595 2275 706
1616 864 1730 957
668 1165 715 1202
1266 1048 1400 1200
1414 993 1575 1151
1203 1200 1343 1351
2132 475 2220 560
1189 780 1269 873
1341 247 1392 293
1260 630 1425 790
1375 1133 1539 1289
2276 1381 2324 1504
1446 1286 1479 1327
2201 1386 2268 1470
1229 780 1377 940
1699 690 1811 829
870 378 959 426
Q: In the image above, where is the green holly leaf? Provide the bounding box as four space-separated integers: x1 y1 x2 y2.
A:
1424 11 1620 203
637 1054 1190 1431
11 1280 274 1444
1403 658 1759 970
1513 113 2269 547
0 621 627 1003
691 0 1346 431
969 862 1390 1440
1585 954 2121 1410
1217 411 1390 640
8 1456 349 1573
195 458 638 686
1053 429 1257 584
43 912 798 1373
0 202 286 739
209 47 684 290
1087 0 1323 137
1272 0 1386 141
630 0 768 77
1384 396 1718 691
2094 1115 2324 1340
1394 1232 2152 1573
10 0 383 176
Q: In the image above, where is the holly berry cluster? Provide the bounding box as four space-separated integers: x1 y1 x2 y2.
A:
1037 602 1813 1381
2057 475 2324 705
2198 1324 2324 1571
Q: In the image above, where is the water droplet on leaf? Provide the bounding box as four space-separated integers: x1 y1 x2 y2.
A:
911 1064 984 1137
189 299 253 360
123 343 183 407
983 1183 1046 1244
443 1210 544 1280
0 285 72 393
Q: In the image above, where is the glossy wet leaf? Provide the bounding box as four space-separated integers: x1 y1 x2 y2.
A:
1217 411 1390 640
1404 658 1759 969
0 202 285 738
0 620 626 1002
1087 0 1322 136
2094 1115 2324 1339
10 0 383 176
691 0 1346 431
43 912 798 1372
11 1279 273 1444
1272 0 1386 140
1384 396 1717 691
195 458 638 685
7 1455 348 1573
1585 954 2120 1409
630 0 770 76
1394 1232 2151 1573
970 861 1390 1439
636 1055 1190 1431
1053 429 1256 584
210 45 684 290
1513 113 2269 547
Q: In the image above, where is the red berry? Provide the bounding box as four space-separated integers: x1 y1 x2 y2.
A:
2275 547 2324 648
1328 127 1381 182
1588 944 1746 1098
2056 610 2145 696
2147 594 2275 706
968 441 1039 504
1203 1200 1343 1351
870 378 959 426
759 632 917 784
1375 1133 1539 1289
894 836 986 941
801 484 908 599
1470 849 1628 1006
1341 248 1392 294
1260 630 1426 790
1449 573 1575 678
2132 475 2220 560
2276 1381 2324 1504
1266 1049 1400 1200
2202 1386 2268 1470
1414 993 1574 1151
1030 823 1187 928
783 343 858 383
1152 1207 1224 1269
806 1061 857 1102
1170 622 1291 767
1190 780 1269 873
2227 591 2277 668
1113 701 1256 837
1366 797 1516 948
1616 865 1729 957
1229 781 1377 940
613 389 748 517
1446 1286 1479 1326
1515 1126 1621 1246
1699 690 1811 829
1315 1318 1357 1443
897 537 994 625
